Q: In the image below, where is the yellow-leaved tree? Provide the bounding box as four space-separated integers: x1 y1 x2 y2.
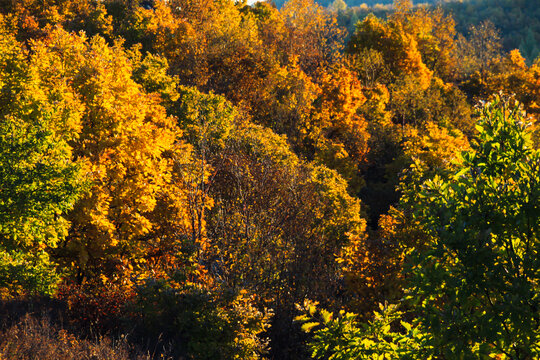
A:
0 18 84 297
32 28 183 278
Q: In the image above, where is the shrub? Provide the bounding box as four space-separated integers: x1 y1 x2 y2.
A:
56 281 135 336
129 273 271 360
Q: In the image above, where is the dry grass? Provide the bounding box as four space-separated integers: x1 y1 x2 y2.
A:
0 314 151 360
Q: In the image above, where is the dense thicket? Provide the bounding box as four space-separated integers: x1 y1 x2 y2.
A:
0 0 538 359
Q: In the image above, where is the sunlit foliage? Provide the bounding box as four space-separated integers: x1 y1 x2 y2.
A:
0 0 539 358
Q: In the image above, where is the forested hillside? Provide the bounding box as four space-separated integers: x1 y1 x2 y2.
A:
0 0 539 359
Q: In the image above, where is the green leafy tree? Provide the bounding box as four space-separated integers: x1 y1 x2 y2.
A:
297 301 431 359
409 97 540 358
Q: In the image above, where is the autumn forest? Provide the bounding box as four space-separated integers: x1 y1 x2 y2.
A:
0 0 539 359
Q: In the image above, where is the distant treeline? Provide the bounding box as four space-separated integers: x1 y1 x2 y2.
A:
329 0 540 63
272 0 441 10
446 0 540 63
